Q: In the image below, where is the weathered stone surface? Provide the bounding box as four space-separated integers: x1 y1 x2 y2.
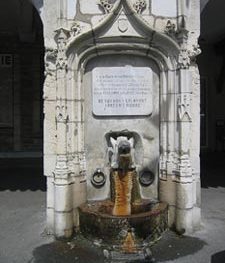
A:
79 200 168 243
42 0 201 238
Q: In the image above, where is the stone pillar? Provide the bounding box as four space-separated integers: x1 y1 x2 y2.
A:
57 0 67 27
53 27 73 238
159 25 201 233
44 48 57 234
176 69 194 232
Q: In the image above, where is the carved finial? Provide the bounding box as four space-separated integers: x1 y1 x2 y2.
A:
70 22 81 37
44 48 57 76
133 0 146 14
178 49 190 69
165 20 176 36
188 44 201 61
54 28 70 70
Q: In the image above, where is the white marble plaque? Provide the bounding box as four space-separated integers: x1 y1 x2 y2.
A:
92 67 153 116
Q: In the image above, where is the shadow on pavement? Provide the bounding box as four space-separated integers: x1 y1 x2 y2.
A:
0 158 46 191
151 231 207 262
211 250 225 263
31 238 105 263
31 231 206 263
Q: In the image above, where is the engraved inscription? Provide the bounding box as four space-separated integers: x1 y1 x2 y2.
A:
92 67 153 116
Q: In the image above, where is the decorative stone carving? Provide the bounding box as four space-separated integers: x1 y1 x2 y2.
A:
54 155 69 178
43 48 57 101
45 48 57 76
109 136 135 169
43 0 201 238
176 155 192 178
178 48 191 69
176 29 192 69
79 152 87 175
178 45 201 69
177 94 191 122
166 151 177 175
118 18 128 33
98 0 113 13
56 100 68 123
165 20 176 36
188 44 201 62
55 28 70 70
70 22 81 37
133 0 146 14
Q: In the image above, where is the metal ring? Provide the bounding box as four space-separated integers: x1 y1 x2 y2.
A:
139 170 155 187
91 169 106 188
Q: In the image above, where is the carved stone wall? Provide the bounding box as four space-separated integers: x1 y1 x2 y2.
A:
43 0 201 238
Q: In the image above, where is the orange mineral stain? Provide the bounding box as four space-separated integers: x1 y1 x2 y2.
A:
122 231 137 254
112 170 133 216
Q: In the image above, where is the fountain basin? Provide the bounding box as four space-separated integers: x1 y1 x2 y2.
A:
79 200 168 244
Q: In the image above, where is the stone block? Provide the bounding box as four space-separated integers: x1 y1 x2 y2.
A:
73 178 87 207
46 207 54 234
73 208 79 228
67 0 77 19
159 177 176 206
79 0 102 14
175 208 194 234
43 0 58 48
192 206 201 230
54 211 74 238
152 0 177 17
47 176 55 208
176 182 193 209
179 70 193 93
54 183 74 212
160 94 176 122
168 205 176 227
44 154 56 176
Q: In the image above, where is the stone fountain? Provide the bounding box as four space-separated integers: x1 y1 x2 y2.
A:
79 134 168 261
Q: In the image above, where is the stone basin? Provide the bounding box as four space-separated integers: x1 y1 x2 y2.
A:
79 200 168 245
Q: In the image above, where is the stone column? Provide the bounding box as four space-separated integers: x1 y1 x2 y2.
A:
44 48 57 234
176 70 194 232
57 0 67 27
177 0 187 30
160 27 201 233
53 27 73 238
159 69 177 227
174 29 200 233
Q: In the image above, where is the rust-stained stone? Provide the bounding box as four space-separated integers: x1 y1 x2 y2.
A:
79 200 168 244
